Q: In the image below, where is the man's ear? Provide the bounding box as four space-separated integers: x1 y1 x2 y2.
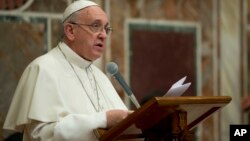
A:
64 23 75 40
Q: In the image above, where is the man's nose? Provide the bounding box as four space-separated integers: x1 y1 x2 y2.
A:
98 29 108 39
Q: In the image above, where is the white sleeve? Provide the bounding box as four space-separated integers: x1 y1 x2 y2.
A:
29 112 107 141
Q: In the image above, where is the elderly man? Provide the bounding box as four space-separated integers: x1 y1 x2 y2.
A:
3 0 131 141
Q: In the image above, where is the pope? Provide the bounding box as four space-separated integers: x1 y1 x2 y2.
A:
3 1 132 141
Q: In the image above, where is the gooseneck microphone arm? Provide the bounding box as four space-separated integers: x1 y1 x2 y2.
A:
106 62 141 109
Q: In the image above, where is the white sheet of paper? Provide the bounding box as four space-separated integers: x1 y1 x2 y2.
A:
171 76 186 89
164 76 191 97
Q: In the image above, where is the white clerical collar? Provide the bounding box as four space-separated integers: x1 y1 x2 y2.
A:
58 42 92 69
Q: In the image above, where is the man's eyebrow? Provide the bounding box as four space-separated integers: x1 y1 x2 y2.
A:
91 19 110 26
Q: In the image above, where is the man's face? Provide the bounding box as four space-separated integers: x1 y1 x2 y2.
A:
70 6 110 61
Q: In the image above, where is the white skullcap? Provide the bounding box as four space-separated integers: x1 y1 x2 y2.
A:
62 0 98 22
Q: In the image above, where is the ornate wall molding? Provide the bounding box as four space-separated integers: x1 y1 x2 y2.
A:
0 0 34 11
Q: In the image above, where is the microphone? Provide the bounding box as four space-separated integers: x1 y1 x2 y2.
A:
106 62 141 108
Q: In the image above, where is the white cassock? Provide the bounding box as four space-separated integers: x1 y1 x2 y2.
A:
3 42 127 141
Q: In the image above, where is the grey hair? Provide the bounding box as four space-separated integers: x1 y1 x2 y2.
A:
61 11 81 40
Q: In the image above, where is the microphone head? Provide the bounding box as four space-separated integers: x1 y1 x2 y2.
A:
106 62 118 76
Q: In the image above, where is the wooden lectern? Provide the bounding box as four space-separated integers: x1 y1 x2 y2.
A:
94 96 231 141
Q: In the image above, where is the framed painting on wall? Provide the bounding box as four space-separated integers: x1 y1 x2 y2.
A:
125 19 201 103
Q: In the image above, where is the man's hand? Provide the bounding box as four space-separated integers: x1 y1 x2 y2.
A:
106 110 133 128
